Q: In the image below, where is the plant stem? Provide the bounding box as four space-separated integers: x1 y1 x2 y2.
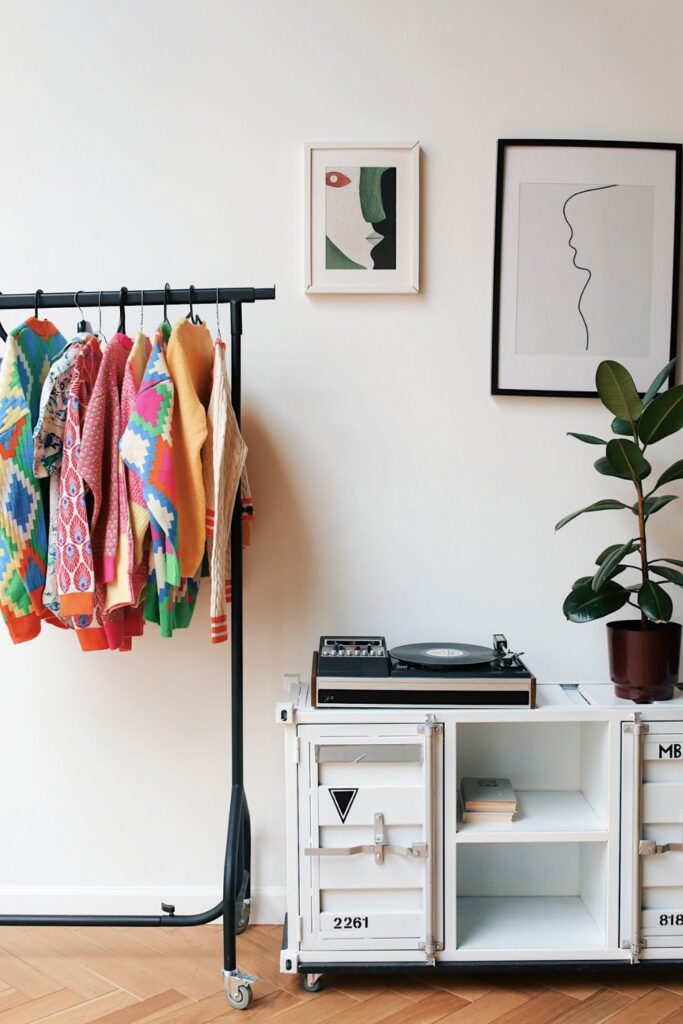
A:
635 480 649 623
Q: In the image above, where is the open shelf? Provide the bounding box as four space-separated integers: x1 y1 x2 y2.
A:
457 896 605 951
456 841 607 952
457 789 608 842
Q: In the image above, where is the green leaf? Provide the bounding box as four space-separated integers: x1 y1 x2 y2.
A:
592 539 637 591
563 581 630 623
611 417 634 436
595 456 627 478
651 565 683 586
605 439 651 482
642 357 677 407
638 385 683 444
595 361 643 422
555 499 631 531
567 432 607 445
638 581 673 622
596 543 628 565
632 494 679 517
653 459 683 489
651 557 683 568
573 576 593 589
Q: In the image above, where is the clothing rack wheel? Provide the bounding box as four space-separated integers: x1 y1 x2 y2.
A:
0 284 275 1012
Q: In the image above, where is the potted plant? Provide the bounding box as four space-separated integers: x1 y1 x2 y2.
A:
556 358 683 701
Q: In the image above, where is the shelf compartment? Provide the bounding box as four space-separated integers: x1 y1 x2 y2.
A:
457 841 607 951
456 720 609 834
457 789 607 842
457 895 605 951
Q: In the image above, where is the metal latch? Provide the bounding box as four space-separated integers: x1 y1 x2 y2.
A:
305 810 428 862
640 840 683 855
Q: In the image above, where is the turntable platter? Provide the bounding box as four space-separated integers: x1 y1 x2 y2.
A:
389 641 499 669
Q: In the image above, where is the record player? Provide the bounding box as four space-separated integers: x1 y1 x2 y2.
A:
313 634 536 708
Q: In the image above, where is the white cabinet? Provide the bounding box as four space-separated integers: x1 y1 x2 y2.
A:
280 682 683 980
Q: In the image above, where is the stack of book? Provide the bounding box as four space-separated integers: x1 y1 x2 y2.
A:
460 777 517 823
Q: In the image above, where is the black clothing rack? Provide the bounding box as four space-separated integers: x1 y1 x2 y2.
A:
0 285 275 1010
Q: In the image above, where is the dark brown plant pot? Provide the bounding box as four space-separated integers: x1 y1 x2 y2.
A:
607 620 682 702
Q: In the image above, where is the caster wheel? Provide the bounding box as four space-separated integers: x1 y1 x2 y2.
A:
227 984 252 1010
235 904 251 935
300 975 322 993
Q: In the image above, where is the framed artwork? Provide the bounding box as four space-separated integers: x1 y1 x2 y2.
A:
305 141 420 293
491 140 682 397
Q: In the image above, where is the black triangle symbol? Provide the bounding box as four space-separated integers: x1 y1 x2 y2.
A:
329 788 358 823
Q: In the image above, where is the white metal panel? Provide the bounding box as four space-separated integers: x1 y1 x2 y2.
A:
297 721 441 956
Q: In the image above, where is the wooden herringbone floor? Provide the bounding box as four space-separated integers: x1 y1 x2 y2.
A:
1 926 683 1024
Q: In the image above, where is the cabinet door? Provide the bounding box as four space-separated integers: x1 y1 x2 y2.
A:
621 722 683 952
298 721 441 957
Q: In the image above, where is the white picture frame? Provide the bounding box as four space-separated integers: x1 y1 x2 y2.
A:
305 141 420 294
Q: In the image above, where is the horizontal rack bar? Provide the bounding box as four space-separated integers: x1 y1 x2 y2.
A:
0 901 224 928
0 287 275 310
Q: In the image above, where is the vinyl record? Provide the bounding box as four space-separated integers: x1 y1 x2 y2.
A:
390 642 498 669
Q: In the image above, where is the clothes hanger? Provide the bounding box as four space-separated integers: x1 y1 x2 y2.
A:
186 284 203 325
0 293 7 342
74 290 93 335
163 282 171 326
34 288 44 320
117 286 127 334
215 288 223 344
139 288 145 335
96 290 107 346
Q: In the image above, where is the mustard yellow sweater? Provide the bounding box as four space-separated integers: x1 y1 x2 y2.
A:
166 319 214 578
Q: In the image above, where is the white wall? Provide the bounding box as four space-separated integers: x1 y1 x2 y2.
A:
0 0 681 922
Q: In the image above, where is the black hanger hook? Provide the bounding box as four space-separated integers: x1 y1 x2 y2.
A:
187 284 196 323
117 286 128 334
163 282 171 325
34 288 44 319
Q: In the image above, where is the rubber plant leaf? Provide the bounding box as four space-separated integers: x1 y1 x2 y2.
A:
638 580 673 622
555 499 630 532
596 543 628 565
595 361 643 423
651 557 683 568
632 494 678 517
611 417 633 436
563 581 630 623
642 357 677 407
638 385 683 444
654 459 683 489
651 565 683 586
592 539 637 591
605 439 651 482
572 576 593 589
567 433 606 445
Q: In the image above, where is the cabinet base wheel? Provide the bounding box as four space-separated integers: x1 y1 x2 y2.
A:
301 974 322 993
226 985 252 1010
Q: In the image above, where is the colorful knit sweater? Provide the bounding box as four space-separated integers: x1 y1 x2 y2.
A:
33 336 84 616
166 319 214 578
0 318 68 642
120 323 182 638
203 341 247 644
57 336 103 622
79 334 133 586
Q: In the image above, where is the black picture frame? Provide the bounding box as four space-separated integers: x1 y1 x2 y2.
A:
491 139 682 398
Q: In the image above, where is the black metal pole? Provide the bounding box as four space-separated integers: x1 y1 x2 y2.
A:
230 300 244 788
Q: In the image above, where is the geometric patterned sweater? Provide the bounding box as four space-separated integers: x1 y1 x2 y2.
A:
0 318 69 642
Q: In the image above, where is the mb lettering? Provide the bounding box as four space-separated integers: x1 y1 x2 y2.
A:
659 743 682 759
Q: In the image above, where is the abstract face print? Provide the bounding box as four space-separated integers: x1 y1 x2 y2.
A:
325 166 396 270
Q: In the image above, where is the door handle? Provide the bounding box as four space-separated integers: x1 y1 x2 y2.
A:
640 840 683 855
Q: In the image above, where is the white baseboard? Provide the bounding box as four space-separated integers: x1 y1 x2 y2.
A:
0 886 286 925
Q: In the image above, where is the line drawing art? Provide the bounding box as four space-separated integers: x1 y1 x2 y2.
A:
562 184 618 350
